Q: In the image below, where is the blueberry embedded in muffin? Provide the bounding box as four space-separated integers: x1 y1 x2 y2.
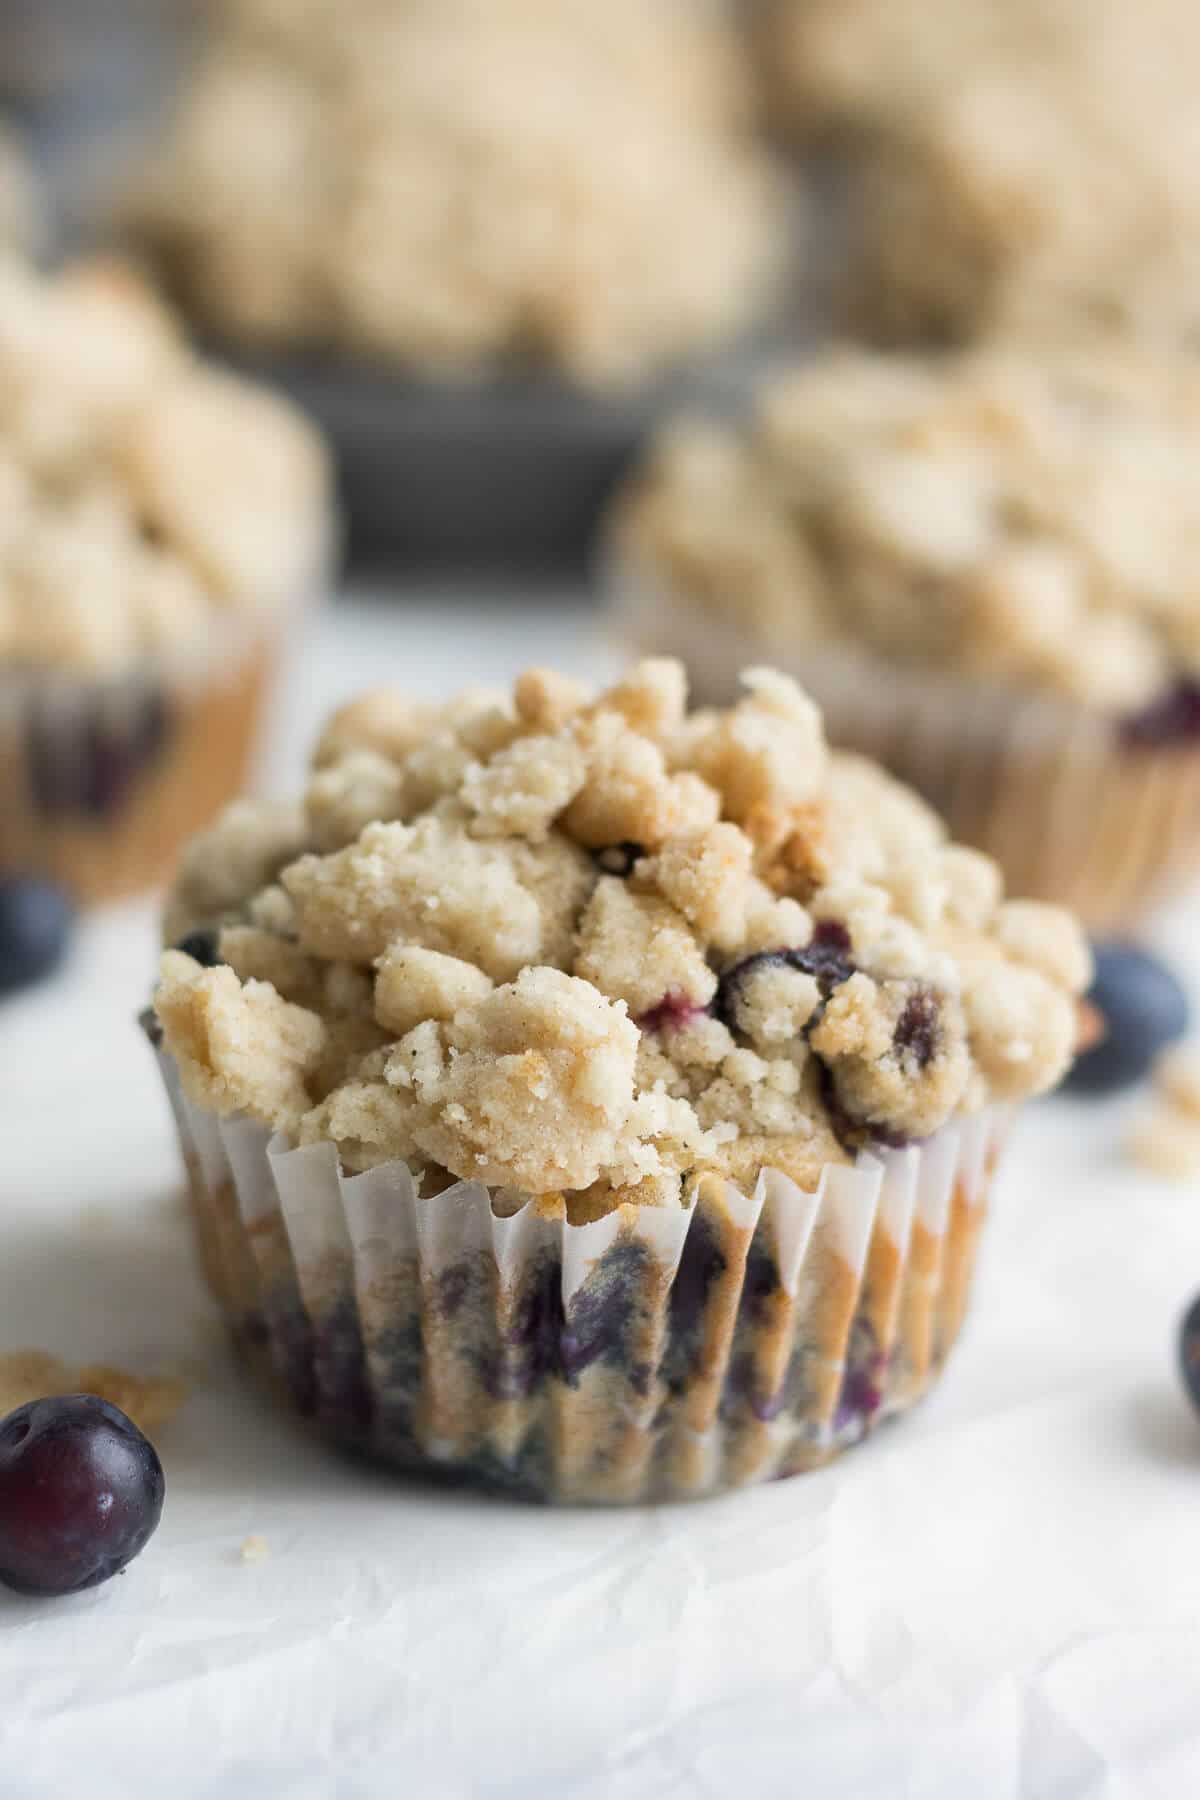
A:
152 659 1090 1213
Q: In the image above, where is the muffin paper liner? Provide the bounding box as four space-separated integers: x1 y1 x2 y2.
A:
156 1047 1008 1504
0 606 300 904
612 554 1200 930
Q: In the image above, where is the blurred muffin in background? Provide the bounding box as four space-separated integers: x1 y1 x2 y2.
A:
133 0 789 388
611 341 1200 927
0 255 333 904
761 0 1200 348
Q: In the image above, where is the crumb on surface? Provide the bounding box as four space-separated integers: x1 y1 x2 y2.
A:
0 1351 186 1435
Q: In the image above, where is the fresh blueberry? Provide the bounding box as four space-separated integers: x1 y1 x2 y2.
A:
1064 941 1189 1096
174 929 221 967
0 1395 165 1596
0 878 73 998
1180 1294 1200 1419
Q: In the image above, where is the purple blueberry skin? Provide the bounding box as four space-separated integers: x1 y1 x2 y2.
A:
714 921 855 1034
0 878 73 998
1179 1293 1200 1419
1065 942 1189 1096
0 1396 165 1597
1121 680 1200 751
173 929 222 967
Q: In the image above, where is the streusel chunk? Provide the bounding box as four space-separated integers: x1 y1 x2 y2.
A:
618 344 1200 714
0 257 330 678
156 660 1089 1211
136 0 784 387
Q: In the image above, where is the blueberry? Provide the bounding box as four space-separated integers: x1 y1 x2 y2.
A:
894 988 940 1069
0 1395 165 1596
1064 941 1189 1096
174 929 221 967
715 920 855 1036
0 878 73 998
1122 680 1200 751
1180 1294 1200 1419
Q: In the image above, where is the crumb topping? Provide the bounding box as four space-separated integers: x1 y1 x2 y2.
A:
135 0 783 387
157 660 1090 1210
0 256 331 675
618 344 1200 713
763 0 1200 351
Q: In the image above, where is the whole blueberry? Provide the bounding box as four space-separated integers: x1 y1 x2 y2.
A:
0 1395 165 1597
1064 942 1189 1096
0 878 73 998
1180 1293 1200 1419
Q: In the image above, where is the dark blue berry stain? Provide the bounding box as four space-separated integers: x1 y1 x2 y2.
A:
636 989 711 1034
25 686 173 820
560 1240 650 1386
660 1208 727 1395
174 928 222 967
715 920 855 1036
1121 679 1200 751
311 1294 372 1435
894 989 940 1069
481 1253 566 1402
834 1318 886 1436
438 1262 473 1320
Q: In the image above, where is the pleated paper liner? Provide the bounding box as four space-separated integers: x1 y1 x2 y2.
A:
610 553 1200 932
155 1046 1009 1504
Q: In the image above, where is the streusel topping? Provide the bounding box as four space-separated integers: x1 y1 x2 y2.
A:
156 661 1088 1214
0 256 331 675
762 0 1200 349
135 0 783 387
617 344 1200 714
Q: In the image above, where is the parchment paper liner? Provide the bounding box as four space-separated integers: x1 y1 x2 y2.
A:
612 552 1200 931
0 581 320 904
156 1047 1009 1504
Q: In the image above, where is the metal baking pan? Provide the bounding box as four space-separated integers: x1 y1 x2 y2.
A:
223 338 813 577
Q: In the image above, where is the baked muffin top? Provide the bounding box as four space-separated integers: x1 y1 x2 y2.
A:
761 0 1200 346
135 0 782 386
155 659 1088 1216
0 256 332 677
616 343 1200 715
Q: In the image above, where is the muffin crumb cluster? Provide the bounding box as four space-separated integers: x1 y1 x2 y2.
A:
0 257 330 675
136 0 784 386
617 344 1200 715
157 660 1089 1210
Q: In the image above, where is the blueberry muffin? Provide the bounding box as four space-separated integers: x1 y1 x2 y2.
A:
147 658 1087 1501
761 0 1200 348
613 342 1200 927
133 0 784 387
0 255 332 902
